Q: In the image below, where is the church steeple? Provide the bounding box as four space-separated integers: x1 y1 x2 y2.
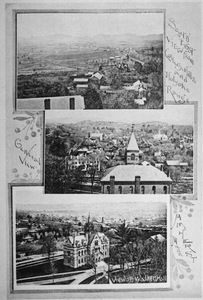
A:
126 124 140 165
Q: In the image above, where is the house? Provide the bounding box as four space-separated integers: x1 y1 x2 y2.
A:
63 235 88 268
148 234 165 243
154 128 168 142
124 80 147 92
76 84 89 90
141 161 151 166
91 72 103 81
165 160 188 167
63 232 109 269
101 125 172 194
67 153 100 172
100 85 111 91
73 78 89 84
90 133 103 141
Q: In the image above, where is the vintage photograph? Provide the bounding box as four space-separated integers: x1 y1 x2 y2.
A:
16 11 164 110
12 186 170 289
45 105 194 195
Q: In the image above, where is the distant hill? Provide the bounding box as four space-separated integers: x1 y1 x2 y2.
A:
18 33 163 48
46 119 169 129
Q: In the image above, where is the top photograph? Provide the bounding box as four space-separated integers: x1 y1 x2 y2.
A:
16 11 164 110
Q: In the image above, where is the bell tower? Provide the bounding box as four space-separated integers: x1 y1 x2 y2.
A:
126 124 140 165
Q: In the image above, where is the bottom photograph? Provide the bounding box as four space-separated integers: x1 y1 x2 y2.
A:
11 186 170 291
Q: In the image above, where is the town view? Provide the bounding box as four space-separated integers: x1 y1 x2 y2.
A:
17 12 164 109
45 108 194 195
15 193 168 286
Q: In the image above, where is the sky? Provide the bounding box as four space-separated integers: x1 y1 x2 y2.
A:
45 105 194 126
13 187 168 216
17 12 164 39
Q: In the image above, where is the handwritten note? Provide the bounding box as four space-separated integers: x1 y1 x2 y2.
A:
165 18 197 104
172 213 197 263
171 197 197 289
7 112 43 183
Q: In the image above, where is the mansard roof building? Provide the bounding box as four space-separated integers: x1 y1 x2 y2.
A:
63 232 109 269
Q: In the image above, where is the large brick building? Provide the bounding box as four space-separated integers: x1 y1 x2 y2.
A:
101 126 172 194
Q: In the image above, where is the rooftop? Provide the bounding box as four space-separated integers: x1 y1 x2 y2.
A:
127 132 139 151
91 72 103 80
101 165 172 182
149 234 165 242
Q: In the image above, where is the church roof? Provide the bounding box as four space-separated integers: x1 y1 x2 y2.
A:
127 132 139 151
101 165 172 182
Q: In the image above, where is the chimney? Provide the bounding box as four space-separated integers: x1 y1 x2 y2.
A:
135 176 141 194
167 170 170 177
102 217 104 223
160 164 163 171
110 176 115 194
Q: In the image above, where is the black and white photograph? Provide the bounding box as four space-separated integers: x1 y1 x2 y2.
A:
16 11 164 110
12 186 170 290
45 105 195 195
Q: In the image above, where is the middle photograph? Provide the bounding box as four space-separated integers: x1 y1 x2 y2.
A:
45 105 194 195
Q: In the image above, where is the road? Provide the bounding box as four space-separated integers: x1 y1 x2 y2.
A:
17 259 151 286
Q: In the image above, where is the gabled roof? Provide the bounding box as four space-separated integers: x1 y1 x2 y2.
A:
91 72 103 80
166 160 188 166
66 235 87 247
73 78 89 83
101 165 172 182
127 132 139 152
150 234 165 242
88 232 109 245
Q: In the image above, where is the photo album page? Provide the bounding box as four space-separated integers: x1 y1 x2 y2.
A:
1 1 202 300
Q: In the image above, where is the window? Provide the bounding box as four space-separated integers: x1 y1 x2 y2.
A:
107 186 110 194
95 240 98 246
152 186 156 194
70 97 75 110
44 98 50 110
131 153 135 160
78 251 80 256
118 186 122 194
163 186 167 194
141 186 145 194
130 186 133 194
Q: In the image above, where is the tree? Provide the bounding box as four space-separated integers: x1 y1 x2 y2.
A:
48 129 68 157
84 219 94 235
149 239 167 276
89 249 98 283
45 151 84 193
41 232 57 281
84 86 103 109
115 221 131 246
